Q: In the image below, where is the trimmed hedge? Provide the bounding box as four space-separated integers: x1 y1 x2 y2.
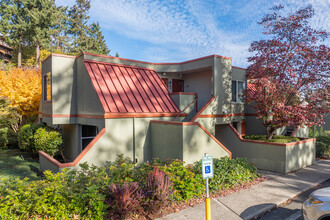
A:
244 135 300 143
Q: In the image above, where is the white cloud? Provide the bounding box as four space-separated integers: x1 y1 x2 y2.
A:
56 0 330 67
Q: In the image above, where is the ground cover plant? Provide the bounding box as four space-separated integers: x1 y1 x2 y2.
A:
0 155 260 219
244 135 300 143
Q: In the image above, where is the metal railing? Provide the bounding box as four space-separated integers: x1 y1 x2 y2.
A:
172 97 198 121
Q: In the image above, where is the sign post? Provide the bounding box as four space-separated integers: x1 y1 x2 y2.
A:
202 153 213 220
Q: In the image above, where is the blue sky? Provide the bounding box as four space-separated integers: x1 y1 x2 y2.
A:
56 0 330 67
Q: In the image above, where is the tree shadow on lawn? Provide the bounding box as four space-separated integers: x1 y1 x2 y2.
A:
0 148 41 181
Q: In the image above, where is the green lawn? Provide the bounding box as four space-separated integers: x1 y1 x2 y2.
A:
0 148 41 181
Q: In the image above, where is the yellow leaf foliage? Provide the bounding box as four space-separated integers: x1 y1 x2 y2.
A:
0 68 41 117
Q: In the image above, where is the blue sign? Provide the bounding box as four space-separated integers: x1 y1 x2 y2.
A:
205 165 211 174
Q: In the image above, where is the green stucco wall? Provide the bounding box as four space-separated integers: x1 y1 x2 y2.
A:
182 125 230 163
183 70 213 110
215 124 315 173
52 56 76 117
150 122 230 164
39 154 60 173
76 56 104 116
66 117 183 167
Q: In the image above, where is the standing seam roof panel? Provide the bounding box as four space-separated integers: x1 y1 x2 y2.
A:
146 69 177 112
143 69 172 112
119 66 146 112
133 68 162 112
89 63 115 112
138 69 168 112
104 65 131 112
116 66 142 112
103 65 127 112
125 67 155 112
110 66 135 112
84 60 180 113
85 62 110 112
97 64 120 112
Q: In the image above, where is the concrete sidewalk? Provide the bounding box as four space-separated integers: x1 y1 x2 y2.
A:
157 159 330 220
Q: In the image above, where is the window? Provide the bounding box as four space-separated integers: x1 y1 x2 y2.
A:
232 80 245 102
161 78 169 88
81 125 98 150
43 72 51 101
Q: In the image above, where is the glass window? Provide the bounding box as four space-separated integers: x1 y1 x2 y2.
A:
81 125 98 150
232 80 245 103
43 72 51 101
232 81 237 102
238 81 244 102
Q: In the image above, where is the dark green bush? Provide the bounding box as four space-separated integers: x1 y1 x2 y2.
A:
17 123 62 156
244 135 299 143
150 159 204 201
193 157 258 192
17 123 43 152
34 127 63 156
0 127 17 148
315 134 330 158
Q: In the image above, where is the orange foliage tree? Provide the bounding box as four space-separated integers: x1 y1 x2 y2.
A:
0 67 41 130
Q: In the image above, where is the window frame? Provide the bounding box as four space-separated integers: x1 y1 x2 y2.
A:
80 125 98 151
232 80 245 103
43 72 52 101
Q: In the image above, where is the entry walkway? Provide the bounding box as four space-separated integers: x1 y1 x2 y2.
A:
157 158 330 220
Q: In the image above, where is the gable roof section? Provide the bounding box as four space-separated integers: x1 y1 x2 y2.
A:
84 60 180 113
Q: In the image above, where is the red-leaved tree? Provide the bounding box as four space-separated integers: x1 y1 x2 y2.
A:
245 5 330 139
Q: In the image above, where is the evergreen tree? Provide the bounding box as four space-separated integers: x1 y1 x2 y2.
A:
115 52 119 57
88 22 110 55
67 0 109 55
49 6 69 53
0 0 30 67
26 0 66 68
67 0 91 54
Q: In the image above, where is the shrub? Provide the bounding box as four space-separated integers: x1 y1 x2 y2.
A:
34 127 63 157
315 134 330 158
143 167 173 214
17 123 43 152
0 155 260 218
0 127 18 148
0 170 107 219
193 157 258 192
106 182 144 218
106 154 137 184
17 123 63 156
152 159 204 201
244 135 299 143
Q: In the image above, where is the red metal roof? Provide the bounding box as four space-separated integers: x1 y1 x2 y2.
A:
84 60 180 113
247 82 257 97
